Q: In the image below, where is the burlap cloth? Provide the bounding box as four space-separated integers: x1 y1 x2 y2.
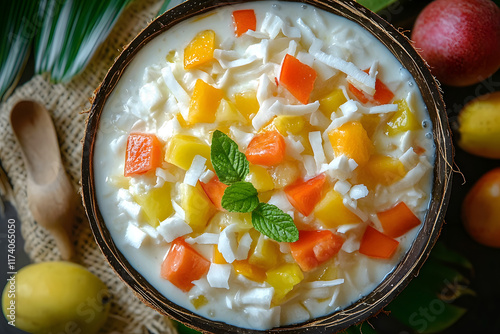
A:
0 0 179 333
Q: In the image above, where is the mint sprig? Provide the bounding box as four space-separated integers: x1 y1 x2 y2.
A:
210 130 299 243
221 182 259 213
211 130 249 185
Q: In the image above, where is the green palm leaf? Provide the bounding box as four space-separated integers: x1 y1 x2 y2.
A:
35 0 133 83
0 1 41 100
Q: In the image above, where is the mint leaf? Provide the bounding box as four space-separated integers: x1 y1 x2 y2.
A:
252 203 299 242
211 130 249 185
221 182 259 213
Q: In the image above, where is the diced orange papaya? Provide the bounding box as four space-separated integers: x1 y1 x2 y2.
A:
200 175 228 210
385 99 420 136
188 79 224 124
232 9 256 37
359 226 399 259
184 30 216 69
161 237 210 292
356 154 407 189
245 131 286 166
377 202 421 238
124 133 162 177
285 174 326 216
314 189 362 228
279 54 317 104
328 121 373 167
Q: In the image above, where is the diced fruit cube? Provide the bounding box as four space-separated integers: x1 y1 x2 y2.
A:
360 114 381 138
184 30 216 69
200 175 228 210
356 154 407 189
248 234 281 270
188 79 224 124
213 245 227 264
385 99 420 136
233 260 266 283
328 121 373 167
246 165 274 192
269 161 301 189
180 183 216 232
377 202 421 238
124 133 162 177
319 89 347 118
285 174 326 216
165 134 211 170
209 212 253 231
245 131 286 166
348 71 394 105
134 183 173 227
279 54 317 104
289 230 344 272
161 237 210 292
359 226 399 259
232 9 256 37
234 91 260 121
266 263 304 305
314 189 362 228
272 115 306 136
215 99 245 123
190 295 208 309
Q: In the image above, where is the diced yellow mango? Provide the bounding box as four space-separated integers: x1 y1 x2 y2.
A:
215 99 246 123
269 161 301 189
357 154 407 189
233 260 266 283
165 135 211 170
328 121 373 167
190 295 208 309
180 183 216 232
246 165 274 192
319 89 347 119
213 246 227 264
248 234 281 270
188 79 224 124
234 91 260 121
184 30 216 69
134 183 173 228
360 114 382 138
314 189 362 228
385 99 420 136
176 113 189 128
266 263 304 305
272 115 306 136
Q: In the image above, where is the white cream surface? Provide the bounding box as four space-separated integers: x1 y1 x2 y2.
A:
94 1 435 330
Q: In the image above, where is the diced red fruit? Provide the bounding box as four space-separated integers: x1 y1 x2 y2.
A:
284 174 326 216
245 130 286 166
290 230 344 272
279 54 317 104
377 202 421 238
200 175 228 210
348 69 394 105
232 9 257 37
124 133 162 177
359 226 399 259
161 237 210 292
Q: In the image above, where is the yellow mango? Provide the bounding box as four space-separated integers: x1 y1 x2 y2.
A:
248 234 281 270
190 295 208 309
188 79 224 124
360 114 382 138
213 246 227 264
184 30 216 69
272 115 306 135
233 260 266 283
246 165 274 192
215 99 246 123
385 99 420 136
234 91 260 121
266 263 304 305
357 154 407 189
269 161 301 189
314 189 362 228
328 121 373 167
319 89 347 119
176 113 189 128
180 183 216 232
134 183 173 228
165 135 211 170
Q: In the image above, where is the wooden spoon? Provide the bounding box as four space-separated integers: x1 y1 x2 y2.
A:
10 100 76 260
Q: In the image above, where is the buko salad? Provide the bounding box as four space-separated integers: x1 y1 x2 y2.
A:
94 1 435 330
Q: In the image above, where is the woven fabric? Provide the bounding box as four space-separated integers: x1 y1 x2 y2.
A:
0 0 176 333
